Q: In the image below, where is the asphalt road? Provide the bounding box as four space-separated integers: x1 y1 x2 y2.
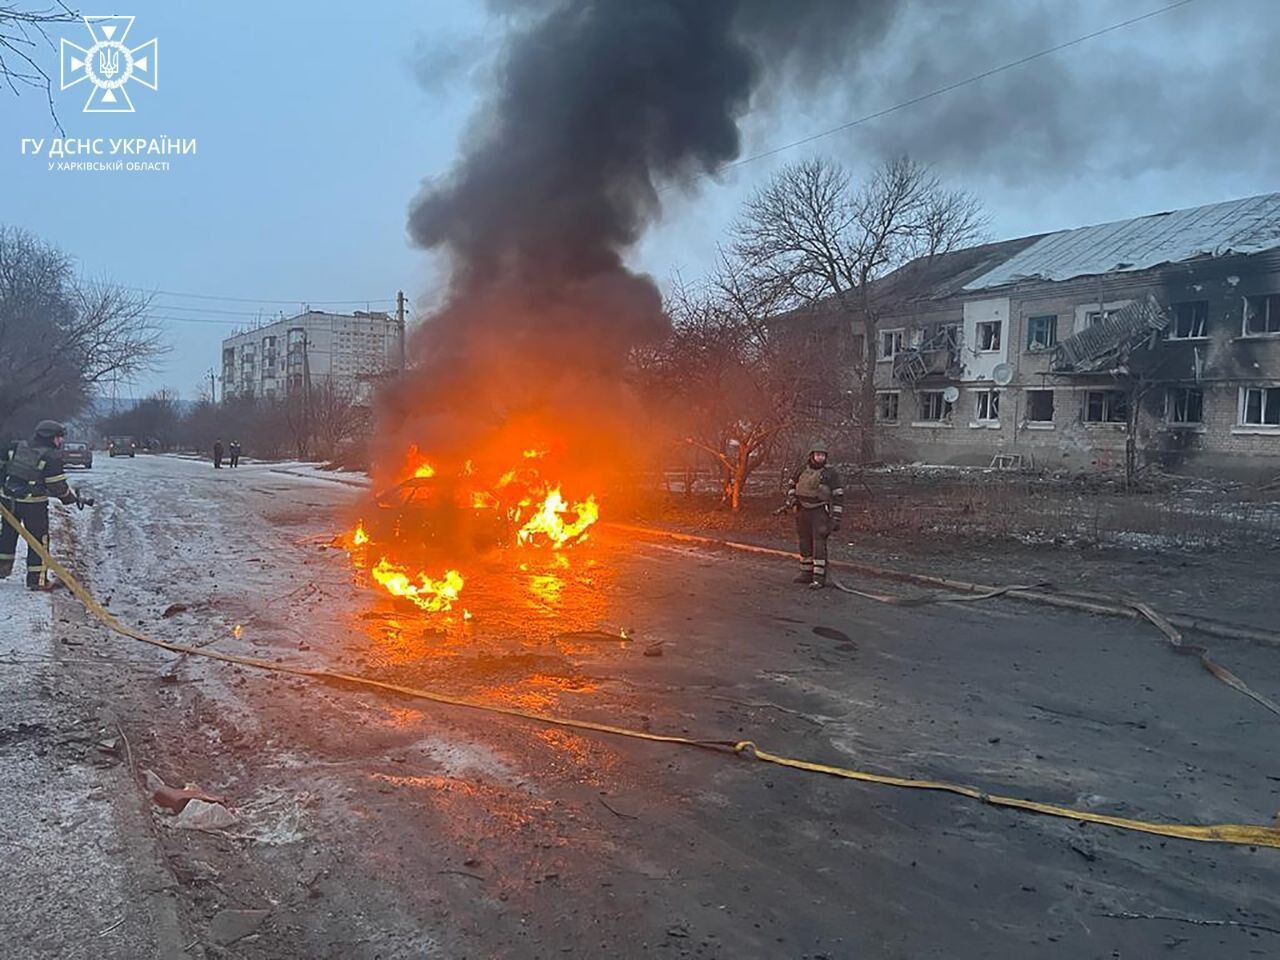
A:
15 453 1280 958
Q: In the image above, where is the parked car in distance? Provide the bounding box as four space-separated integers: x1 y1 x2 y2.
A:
62 441 93 469
108 436 137 458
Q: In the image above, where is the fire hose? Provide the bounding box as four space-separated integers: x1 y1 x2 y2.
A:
611 522 1280 719
4 498 1280 851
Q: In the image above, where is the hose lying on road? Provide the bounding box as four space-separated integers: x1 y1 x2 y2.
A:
6 500 1280 851
611 523 1280 719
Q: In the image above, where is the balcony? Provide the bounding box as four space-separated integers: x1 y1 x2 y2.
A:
892 325 962 384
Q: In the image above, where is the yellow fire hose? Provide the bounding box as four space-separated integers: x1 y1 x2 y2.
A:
4 499 1280 850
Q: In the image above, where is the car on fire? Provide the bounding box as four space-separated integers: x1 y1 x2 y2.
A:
108 436 137 458
62 441 93 469
369 475 512 555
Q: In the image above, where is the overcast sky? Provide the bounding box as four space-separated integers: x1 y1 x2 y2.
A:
1 0 1274 401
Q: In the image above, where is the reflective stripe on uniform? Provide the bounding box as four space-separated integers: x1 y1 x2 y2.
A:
44 474 67 484
14 495 49 503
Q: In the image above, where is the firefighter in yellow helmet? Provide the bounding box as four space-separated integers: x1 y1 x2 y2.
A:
784 443 844 589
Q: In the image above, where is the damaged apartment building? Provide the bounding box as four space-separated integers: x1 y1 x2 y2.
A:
807 193 1280 478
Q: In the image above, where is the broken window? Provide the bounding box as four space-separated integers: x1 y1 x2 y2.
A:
1084 390 1129 423
974 390 1000 421
1244 294 1280 336
1026 315 1057 350
1026 390 1055 423
1167 300 1208 339
1241 386 1280 426
1166 387 1204 424
878 328 905 360
876 391 900 422
918 391 952 422
1084 309 1117 327
975 320 1002 351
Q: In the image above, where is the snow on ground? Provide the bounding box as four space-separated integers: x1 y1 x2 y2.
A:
0 558 186 957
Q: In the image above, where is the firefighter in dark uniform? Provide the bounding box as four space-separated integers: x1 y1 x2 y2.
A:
785 443 844 589
0 420 82 591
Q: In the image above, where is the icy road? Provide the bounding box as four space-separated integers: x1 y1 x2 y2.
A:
4 452 1280 958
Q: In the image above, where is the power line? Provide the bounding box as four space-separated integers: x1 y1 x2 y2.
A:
126 285 395 306
676 0 1197 185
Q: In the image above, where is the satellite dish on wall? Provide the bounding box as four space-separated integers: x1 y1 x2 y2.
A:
992 363 1014 386
942 385 961 403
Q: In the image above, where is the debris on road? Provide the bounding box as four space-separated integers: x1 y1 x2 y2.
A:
144 769 223 813
172 798 238 832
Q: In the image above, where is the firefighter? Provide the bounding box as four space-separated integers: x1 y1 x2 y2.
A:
0 420 82 591
213 438 224 469
785 443 844 589
229 440 241 468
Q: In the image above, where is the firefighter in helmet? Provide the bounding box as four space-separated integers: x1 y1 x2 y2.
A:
785 442 844 589
0 420 82 590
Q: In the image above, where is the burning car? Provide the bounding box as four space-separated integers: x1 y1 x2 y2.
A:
368 473 511 555
345 449 600 615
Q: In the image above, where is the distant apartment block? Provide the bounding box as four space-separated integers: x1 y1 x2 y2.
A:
220 309 399 403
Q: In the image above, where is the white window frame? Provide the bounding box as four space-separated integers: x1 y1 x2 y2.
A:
975 320 1002 352
1026 314 1057 351
1238 386 1280 430
1165 387 1205 425
973 389 1000 423
915 390 953 425
1083 390 1129 424
875 390 900 423
1242 294 1280 338
1025 389 1055 427
1166 300 1209 341
877 328 905 362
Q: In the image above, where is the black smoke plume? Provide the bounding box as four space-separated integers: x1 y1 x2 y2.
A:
376 0 902 481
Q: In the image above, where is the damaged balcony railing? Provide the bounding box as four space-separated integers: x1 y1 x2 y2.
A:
893 324 962 384
1050 295 1170 374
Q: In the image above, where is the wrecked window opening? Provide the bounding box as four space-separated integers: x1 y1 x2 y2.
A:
975 320 1002 352
1084 309 1118 328
1084 390 1129 424
974 390 1000 421
1167 301 1208 339
876 392 900 422
1026 390 1055 423
1241 386 1280 426
878 328 905 361
1244 294 1280 336
1166 387 1204 424
918 391 953 422
1026 315 1057 350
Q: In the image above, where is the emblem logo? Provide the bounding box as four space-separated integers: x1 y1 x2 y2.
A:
60 16 159 113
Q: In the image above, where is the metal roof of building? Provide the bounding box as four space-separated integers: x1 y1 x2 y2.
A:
963 193 1280 291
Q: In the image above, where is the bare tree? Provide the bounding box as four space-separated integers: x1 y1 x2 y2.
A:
0 225 165 437
643 263 845 511
310 378 365 460
734 156 986 461
1 3 78 130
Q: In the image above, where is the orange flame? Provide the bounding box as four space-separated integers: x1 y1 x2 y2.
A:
370 558 464 612
352 521 369 546
517 488 599 548
522 448 547 459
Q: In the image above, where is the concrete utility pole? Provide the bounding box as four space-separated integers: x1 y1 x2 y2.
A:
208 369 217 405
395 290 406 371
